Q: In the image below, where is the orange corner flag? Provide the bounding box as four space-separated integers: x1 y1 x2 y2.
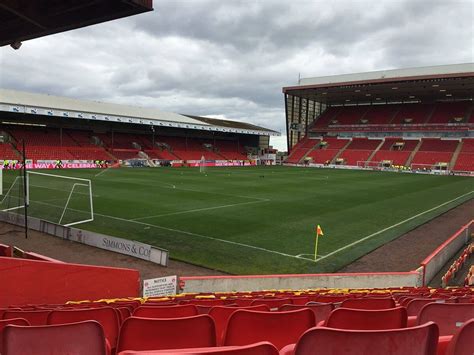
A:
316 225 324 237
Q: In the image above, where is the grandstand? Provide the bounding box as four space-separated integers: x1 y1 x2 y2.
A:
0 89 278 166
283 63 474 173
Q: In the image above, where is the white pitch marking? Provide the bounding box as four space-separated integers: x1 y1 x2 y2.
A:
94 168 111 178
131 199 269 221
313 190 474 263
25 199 305 261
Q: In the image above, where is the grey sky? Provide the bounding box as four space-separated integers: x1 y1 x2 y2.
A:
0 0 473 151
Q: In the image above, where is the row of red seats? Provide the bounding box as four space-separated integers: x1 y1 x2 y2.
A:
1 297 472 354
442 244 473 287
312 101 473 128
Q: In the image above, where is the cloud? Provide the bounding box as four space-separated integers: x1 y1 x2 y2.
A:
0 0 472 152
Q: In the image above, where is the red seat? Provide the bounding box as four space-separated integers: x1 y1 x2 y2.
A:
279 303 334 323
223 309 315 350
0 318 30 351
117 341 279 354
445 319 474 355
2 320 107 355
323 307 407 330
116 315 216 352
250 298 292 310
341 297 396 310
209 305 270 345
417 303 474 336
2 309 51 325
133 305 198 318
292 322 439 355
406 299 449 316
47 307 120 350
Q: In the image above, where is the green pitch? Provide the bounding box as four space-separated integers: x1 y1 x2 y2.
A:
2 167 473 274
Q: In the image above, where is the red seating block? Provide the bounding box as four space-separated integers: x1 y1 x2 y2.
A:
2 320 107 355
324 307 407 330
132 305 198 318
209 305 270 345
223 309 315 350
445 319 474 355
47 307 120 350
416 303 474 336
117 341 279 354
116 315 216 352
292 322 439 355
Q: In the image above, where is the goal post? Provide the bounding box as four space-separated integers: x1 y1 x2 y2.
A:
0 171 94 227
199 155 206 173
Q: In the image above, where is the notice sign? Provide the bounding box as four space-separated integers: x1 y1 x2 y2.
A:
143 275 178 297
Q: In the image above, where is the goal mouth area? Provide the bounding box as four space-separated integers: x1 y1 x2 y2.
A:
0 171 94 227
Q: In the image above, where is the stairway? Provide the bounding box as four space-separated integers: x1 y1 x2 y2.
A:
449 140 464 170
331 139 352 164
366 139 386 163
405 140 423 167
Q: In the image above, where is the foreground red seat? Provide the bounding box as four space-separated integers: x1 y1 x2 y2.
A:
291 322 439 355
341 297 396 310
47 307 120 350
445 319 474 355
209 305 270 345
117 315 216 352
416 303 474 336
2 309 51 325
223 309 315 350
2 320 107 355
117 341 279 354
133 305 198 318
0 318 30 351
323 307 407 330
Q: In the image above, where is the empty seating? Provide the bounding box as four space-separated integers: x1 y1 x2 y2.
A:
47 307 120 350
323 307 407 330
445 319 474 355
416 303 474 336
223 309 315 350
0 318 29 351
340 297 396 310
116 315 216 352
290 322 439 355
2 320 107 355
132 304 198 318
208 305 270 345
279 303 334 323
117 341 279 354
2 309 51 325
250 298 292 310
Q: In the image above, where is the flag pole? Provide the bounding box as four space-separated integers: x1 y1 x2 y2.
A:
314 234 319 261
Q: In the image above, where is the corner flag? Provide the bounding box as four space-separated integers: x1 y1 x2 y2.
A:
316 225 324 237
314 224 324 261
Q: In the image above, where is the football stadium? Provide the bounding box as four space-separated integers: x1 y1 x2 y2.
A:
0 1 473 354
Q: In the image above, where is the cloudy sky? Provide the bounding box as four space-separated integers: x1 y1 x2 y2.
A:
0 0 473 151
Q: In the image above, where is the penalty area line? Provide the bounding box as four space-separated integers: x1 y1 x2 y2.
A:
313 190 474 264
131 199 270 221
26 198 309 262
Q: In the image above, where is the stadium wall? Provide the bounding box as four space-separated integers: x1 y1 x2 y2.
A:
180 270 423 293
0 256 139 307
420 220 473 286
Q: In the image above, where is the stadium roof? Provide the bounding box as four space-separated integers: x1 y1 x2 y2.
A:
283 63 474 105
0 89 278 136
0 0 153 47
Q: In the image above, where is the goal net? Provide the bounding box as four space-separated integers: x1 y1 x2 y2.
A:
0 171 94 227
410 163 450 174
199 156 207 173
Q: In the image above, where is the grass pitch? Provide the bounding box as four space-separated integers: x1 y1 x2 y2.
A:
2 166 473 274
